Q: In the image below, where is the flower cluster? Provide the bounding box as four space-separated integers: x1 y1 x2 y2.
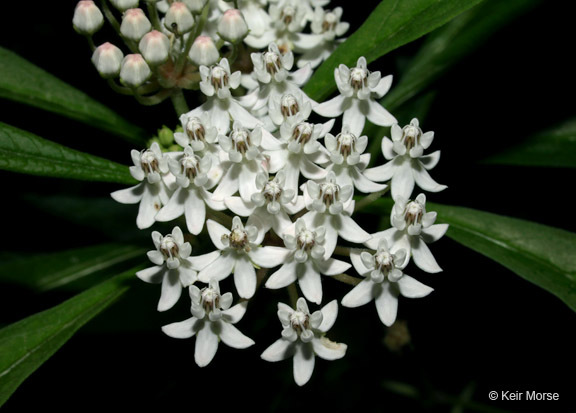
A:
78 0 448 386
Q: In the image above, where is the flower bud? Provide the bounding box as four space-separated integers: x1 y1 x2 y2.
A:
139 30 170 65
217 9 248 43
120 54 151 87
120 8 152 41
188 36 219 67
110 0 140 11
183 0 208 14
92 42 124 78
164 2 195 34
72 1 104 35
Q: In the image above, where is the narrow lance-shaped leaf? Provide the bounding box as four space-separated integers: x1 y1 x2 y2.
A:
303 0 484 102
482 118 576 168
0 267 141 407
0 244 146 292
382 0 541 110
364 199 576 313
0 122 136 184
0 47 146 144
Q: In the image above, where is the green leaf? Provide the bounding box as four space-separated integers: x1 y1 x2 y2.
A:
0 267 140 407
482 118 576 168
303 0 485 102
382 0 541 110
363 199 576 312
0 244 146 292
0 122 136 184
0 47 146 144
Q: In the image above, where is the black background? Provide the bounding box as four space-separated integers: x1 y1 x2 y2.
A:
1 1 575 412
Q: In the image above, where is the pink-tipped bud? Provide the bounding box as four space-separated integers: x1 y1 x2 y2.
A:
110 0 140 12
92 42 124 78
120 54 151 87
73 1 104 35
217 9 249 43
188 36 219 67
120 8 152 41
139 30 170 65
164 2 195 34
184 0 209 14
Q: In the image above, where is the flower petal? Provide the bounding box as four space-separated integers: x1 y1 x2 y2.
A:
313 94 346 118
366 99 396 127
110 183 144 204
293 342 315 386
266 260 298 289
198 252 235 282
343 101 366 136
411 238 443 273
298 262 323 305
336 215 371 243
161 316 199 339
187 250 221 272
218 322 255 349
195 322 219 367
184 190 206 235
374 282 398 326
222 301 248 324
158 269 182 312
315 257 351 276
397 275 433 298
261 338 294 362
234 255 257 299
317 299 338 333
421 223 449 243
390 161 414 202
341 279 375 308
413 162 447 193
249 246 290 268
136 266 163 284
312 337 347 360
206 219 230 250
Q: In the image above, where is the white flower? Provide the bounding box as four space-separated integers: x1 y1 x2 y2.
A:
294 172 371 259
162 280 254 367
225 171 305 237
195 217 290 298
366 193 448 273
261 298 347 386
314 56 396 136
268 89 312 127
187 58 261 134
110 142 171 229
364 118 447 201
266 218 351 304
135 227 198 311
324 126 388 193
155 147 225 234
342 239 433 326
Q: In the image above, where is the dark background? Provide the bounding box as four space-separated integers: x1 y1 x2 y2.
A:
1 1 575 411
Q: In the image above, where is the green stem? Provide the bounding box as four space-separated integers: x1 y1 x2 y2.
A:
85 35 96 52
174 2 211 75
99 0 120 33
146 2 162 31
133 88 172 106
287 284 299 308
331 273 362 286
355 187 390 211
107 79 134 95
170 89 190 116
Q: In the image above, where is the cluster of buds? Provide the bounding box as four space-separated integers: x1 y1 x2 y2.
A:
77 0 449 386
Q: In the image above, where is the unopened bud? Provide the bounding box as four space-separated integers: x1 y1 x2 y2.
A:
92 42 124 78
164 2 195 34
217 9 248 43
73 1 104 35
120 8 152 41
120 54 151 87
184 0 208 14
139 30 170 65
188 36 219 66
110 0 140 11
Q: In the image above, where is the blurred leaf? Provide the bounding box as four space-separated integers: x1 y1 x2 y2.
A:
0 244 146 292
365 199 576 312
304 0 484 102
0 267 140 407
483 118 576 168
382 0 541 110
0 47 146 144
0 122 135 184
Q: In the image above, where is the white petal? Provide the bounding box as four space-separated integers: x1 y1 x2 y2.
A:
363 160 396 183
349 249 371 275
147 250 164 266
222 301 248 324
293 342 315 386
136 266 163 283
390 161 414 202
228 100 260 129
366 99 396 127
315 257 351 276
158 269 182 312
313 94 346 118
261 338 294 362
234 255 256 299
336 215 371 243
187 250 221 271
413 162 447 193
317 299 338 333
182 190 206 235
290 64 313 86
421 223 449 243
397 275 433 298
411 238 443 273
195 322 219 367
420 150 441 170
161 317 199 339
136 185 160 229
298 262 323 305
372 74 393 98
341 279 375 308
342 101 366 137
110 183 144 204
352 168 388 193
249 246 290 268
198 252 235 282
312 337 347 360
218 322 255 349
206 219 230 250
266 260 298 289
212 163 240 201
300 157 327 180
374 283 398 327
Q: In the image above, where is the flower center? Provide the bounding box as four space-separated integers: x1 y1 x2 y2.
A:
281 6 295 25
181 153 201 180
319 181 340 207
291 122 313 146
140 150 160 175
374 250 393 274
226 228 249 250
263 51 281 75
210 65 228 90
405 201 423 225
350 67 368 91
402 124 421 151
230 128 252 155
263 180 282 202
160 235 179 259
185 117 205 143
280 94 299 117
290 310 309 332
297 229 316 251
335 131 356 158
322 12 337 32
201 287 220 313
